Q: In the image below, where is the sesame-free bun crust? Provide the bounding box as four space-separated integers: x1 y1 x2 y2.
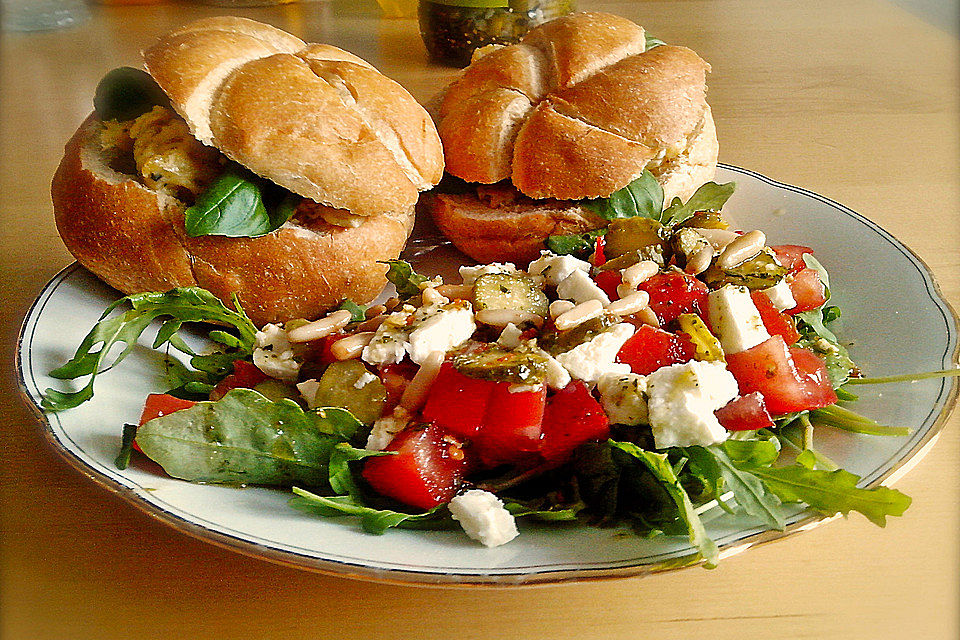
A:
143 16 443 217
52 117 415 326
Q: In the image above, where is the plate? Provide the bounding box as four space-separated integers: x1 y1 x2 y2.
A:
17 165 959 585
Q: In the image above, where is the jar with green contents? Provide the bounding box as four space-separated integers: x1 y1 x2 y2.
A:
418 0 574 67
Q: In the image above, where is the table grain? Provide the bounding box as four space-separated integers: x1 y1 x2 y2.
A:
1 1 957 638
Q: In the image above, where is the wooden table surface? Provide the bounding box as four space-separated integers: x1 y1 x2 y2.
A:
2 1 957 638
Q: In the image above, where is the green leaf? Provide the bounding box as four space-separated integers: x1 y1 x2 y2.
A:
748 465 912 527
290 488 450 534
327 443 392 498
545 228 606 258
583 170 663 221
135 388 350 486
43 288 258 411
660 181 736 226
644 33 666 50
380 259 428 299
337 299 368 323
721 439 781 468
184 168 295 238
115 423 138 470
610 441 719 568
811 405 911 437
707 445 786 530
93 67 170 121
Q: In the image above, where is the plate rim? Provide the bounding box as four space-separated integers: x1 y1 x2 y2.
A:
16 164 960 587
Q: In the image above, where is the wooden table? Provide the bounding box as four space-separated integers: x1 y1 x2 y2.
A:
2 1 957 638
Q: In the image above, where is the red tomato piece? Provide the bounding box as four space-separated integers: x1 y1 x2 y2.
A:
594 270 622 301
474 384 547 467
638 271 709 324
420 362 493 438
786 268 828 314
539 382 610 464
750 290 801 345
591 234 607 267
380 361 418 408
361 424 469 510
725 336 838 415
209 360 269 401
615 324 696 375
714 392 774 431
771 244 815 274
139 393 197 425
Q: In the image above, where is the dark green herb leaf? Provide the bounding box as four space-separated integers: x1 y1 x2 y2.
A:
290 488 450 534
661 181 736 226
545 228 606 258
337 299 368 323
327 443 392 499
380 259 428 299
115 423 138 470
184 168 295 238
583 170 663 221
93 67 171 122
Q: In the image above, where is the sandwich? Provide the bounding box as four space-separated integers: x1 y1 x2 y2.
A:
51 16 444 326
425 11 717 264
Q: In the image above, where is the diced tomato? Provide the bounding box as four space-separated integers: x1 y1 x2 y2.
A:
615 324 696 375
725 335 838 415
139 393 197 425
771 244 815 274
638 271 709 324
361 424 470 510
785 268 828 314
591 234 607 267
539 382 610 464
474 384 546 467
420 362 492 438
594 270 622 301
380 361 418 408
714 392 774 431
209 360 269 401
750 290 801 345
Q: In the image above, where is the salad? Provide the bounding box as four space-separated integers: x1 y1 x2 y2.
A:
44 174 934 567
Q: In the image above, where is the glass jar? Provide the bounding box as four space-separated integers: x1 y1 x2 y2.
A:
418 0 573 67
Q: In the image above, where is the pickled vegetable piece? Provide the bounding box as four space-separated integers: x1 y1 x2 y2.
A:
604 217 667 260
701 247 788 290
677 313 725 361
311 360 386 425
453 343 548 384
539 314 618 356
473 273 548 317
679 211 730 230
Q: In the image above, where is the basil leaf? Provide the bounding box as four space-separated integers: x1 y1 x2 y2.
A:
545 228 606 258
93 67 170 122
380 259 427 299
290 488 450 534
661 180 736 226
583 170 664 221
337 299 368 323
135 389 350 486
748 465 911 527
184 169 295 238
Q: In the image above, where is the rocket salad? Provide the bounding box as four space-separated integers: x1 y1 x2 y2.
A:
45 174 944 566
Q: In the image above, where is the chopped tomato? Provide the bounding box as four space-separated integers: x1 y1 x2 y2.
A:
615 324 696 375
594 270 622 301
139 393 197 425
725 335 838 415
638 271 709 324
714 392 774 431
209 360 268 401
539 382 610 464
420 362 492 438
771 244 815 274
380 361 418 408
474 384 546 467
785 268 828 314
591 234 607 267
361 424 470 510
750 290 801 345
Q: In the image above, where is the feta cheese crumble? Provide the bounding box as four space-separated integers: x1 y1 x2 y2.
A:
761 278 797 311
527 251 591 287
448 490 519 547
556 269 611 305
362 301 476 366
597 372 648 426
252 324 300 382
366 406 413 451
459 262 520 285
556 323 634 384
707 284 771 354
645 360 739 449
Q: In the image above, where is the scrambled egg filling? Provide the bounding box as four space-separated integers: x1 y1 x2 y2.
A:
100 106 221 201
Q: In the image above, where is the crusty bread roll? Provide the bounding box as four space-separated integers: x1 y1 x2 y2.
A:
428 12 717 263
52 17 442 325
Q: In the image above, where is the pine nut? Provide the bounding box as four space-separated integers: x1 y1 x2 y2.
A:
436 284 474 300
365 304 387 319
606 291 650 316
554 299 603 330
549 299 576 318
400 350 445 410
475 308 545 328
685 245 714 275
287 309 352 343
329 331 375 360
717 230 766 269
636 307 660 327
357 315 388 332
616 282 639 299
621 260 659 288
695 228 739 250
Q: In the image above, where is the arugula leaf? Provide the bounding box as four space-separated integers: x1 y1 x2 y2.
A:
610 441 719 568
380 259 427 299
290 488 450 534
660 180 736 226
327 443 391 499
721 438 781 468
748 465 911 527
545 228 606 258
43 288 258 411
115 423 138 470
583 170 663 221
337 299 368 323
184 168 296 238
644 33 666 50
135 389 352 486
811 405 911 437
504 500 583 522
707 445 786 530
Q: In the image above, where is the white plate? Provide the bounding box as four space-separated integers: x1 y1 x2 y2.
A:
17 165 959 585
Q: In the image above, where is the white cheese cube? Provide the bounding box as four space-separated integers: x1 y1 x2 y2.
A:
361 320 410 366
448 490 519 547
645 361 739 449
707 284 771 354
538 350 572 390
459 262 520 285
597 372 649 426
556 323 634 384
556 269 611 305
527 251 592 287
762 278 797 312
253 323 300 382
407 301 476 365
